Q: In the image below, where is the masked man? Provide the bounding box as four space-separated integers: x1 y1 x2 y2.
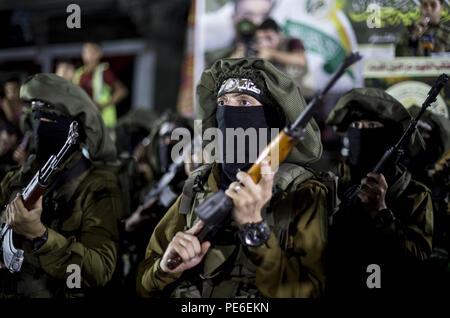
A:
326 88 433 296
407 106 450 295
120 114 193 296
138 58 328 298
0 74 122 298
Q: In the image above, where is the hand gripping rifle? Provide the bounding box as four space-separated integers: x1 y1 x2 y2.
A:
134 138 199 216
166 52 363 270
0 121 79 273
135 160 184 215
343 73 449 206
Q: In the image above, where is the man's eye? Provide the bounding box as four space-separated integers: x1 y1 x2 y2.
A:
241 100 251 106
217 100 225 106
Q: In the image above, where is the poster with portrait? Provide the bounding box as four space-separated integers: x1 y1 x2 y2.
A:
184 0 449 116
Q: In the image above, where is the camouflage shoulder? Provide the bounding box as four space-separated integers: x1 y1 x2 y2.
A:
294 177 329 194
78 166 122 197
404 177 432 198
178 163 214 215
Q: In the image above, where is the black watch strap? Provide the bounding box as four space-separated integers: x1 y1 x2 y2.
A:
32 228 49 251
374 208 396 226
239 220 270 247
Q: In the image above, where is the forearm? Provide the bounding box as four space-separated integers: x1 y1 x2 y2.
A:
248 182 327 298
248 232 324 298
36 195 121 287
375 191 433 261
375 216 433 261
36 228 117 287
140 255 181 295
139 197 185 294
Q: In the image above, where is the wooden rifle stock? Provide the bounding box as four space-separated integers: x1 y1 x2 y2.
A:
246 130 298 183
166 52 363 271
22 181 47 210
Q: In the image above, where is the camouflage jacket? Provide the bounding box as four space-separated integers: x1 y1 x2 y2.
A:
327 162 433 295
0 154 122 298
138 163 328 298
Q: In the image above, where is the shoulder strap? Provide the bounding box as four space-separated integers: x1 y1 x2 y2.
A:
314 170 340 215
266 163 314 250
273 163 314 192
387 166 411 202
179 163 214 215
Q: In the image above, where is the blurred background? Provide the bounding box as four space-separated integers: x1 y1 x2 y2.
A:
0 0 449 170
0 0 191 117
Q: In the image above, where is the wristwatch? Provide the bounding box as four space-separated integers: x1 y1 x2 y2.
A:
374 208 396 226
32 227 49 252
239 220 270 247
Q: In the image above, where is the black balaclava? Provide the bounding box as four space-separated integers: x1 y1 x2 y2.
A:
33 111 77 164
347 125 392 182
215 77 273 185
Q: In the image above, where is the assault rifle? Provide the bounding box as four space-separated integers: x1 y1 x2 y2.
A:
343 73 449 205
0 121 79 273
133 160 184 217
166 51 363 269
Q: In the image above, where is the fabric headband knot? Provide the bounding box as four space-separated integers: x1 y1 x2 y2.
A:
217 78 262 98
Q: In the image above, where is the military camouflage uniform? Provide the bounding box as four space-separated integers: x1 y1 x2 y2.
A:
138 58 328 298
326 88 433 296
0 74 122 298
396 23 450 56
408 106 450 295
120 113 193 296
114 108 159 157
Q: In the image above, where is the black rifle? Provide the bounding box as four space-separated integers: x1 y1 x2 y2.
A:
135 160 184 215
166 51 363 270
344 73 449 205
0 122 79 273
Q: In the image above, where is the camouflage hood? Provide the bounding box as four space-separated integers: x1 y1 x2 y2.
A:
327 88 425 157
20 73 117 164
146 113 194 178
196 58 322 165
116 108 159 132
408 105 450 154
